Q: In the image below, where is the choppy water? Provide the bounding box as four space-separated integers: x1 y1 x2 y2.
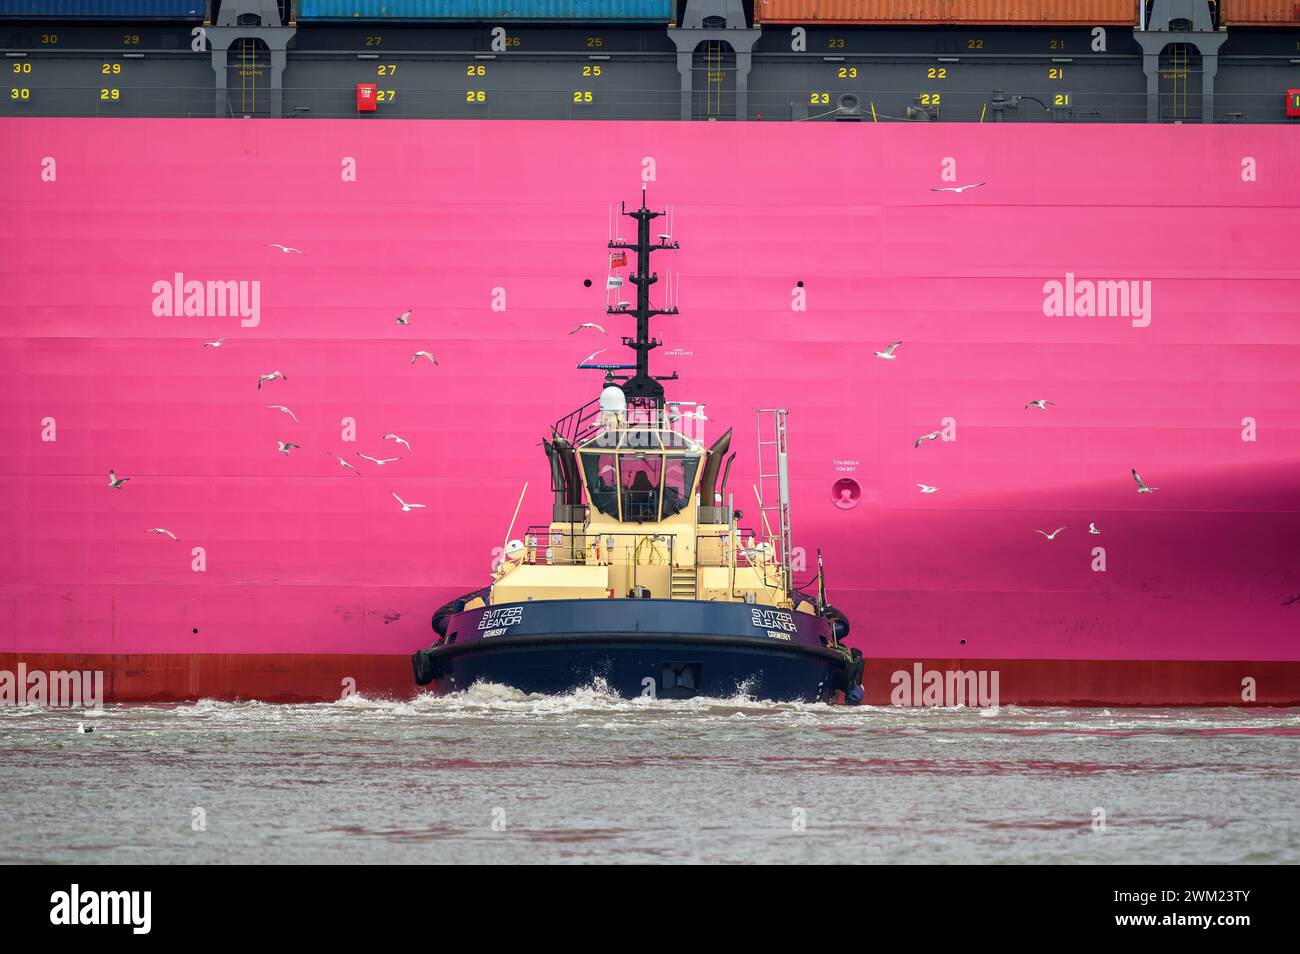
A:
1 686 1297 864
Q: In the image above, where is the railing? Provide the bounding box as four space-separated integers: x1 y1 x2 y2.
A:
2 86 1296 123
520 525 762 570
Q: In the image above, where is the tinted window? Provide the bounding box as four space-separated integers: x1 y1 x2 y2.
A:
582 452 619 518
661 455 700 518
619 455 662 522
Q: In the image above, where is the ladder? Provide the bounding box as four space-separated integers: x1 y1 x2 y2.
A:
671 566 697 600
755 408 793 599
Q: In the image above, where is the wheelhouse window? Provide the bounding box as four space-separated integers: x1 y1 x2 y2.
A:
582 452 619 518
661 454 700 518
619 454 662 522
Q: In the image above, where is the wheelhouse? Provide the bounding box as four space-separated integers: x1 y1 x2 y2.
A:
578 425 702 523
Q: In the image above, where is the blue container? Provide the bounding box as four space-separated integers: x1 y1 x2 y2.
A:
0 0 205 17
297 0 672 21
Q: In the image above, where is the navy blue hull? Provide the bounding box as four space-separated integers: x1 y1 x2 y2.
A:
413 599 850 703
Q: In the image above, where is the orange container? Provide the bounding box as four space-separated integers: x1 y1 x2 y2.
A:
754 0 1138 25
1220 0 1300 24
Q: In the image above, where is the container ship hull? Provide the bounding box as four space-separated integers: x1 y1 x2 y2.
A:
2 117 1297 706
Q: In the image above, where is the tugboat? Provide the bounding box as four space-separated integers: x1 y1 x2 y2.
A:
412 191 863 704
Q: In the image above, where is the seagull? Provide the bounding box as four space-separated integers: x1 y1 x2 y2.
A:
396 309 412 325
392 491 426 512
77 722 94 734
579 349 606 366
1088 522 1101 535
327 452 360 475
381 434 412 452
1132 468 1159 494
917 483 938 494
268 243 303 254
874 342 902 360
1034 526 1069 541
914 430 941 448
257 371 287 390
147 528 178 541
930 182 985 193
266 405 298 423
682 405 708 421
358 452 401 466
108 470 129 489
1025 400 1056 410
411 351 438 365
569 323 607 335
202 338 228 348
276 440 301 455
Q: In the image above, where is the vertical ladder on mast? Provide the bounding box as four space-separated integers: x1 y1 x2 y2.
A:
755 408 793 601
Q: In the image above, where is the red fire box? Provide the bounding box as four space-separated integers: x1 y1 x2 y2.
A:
1287 90 1300 118
356 83 377 112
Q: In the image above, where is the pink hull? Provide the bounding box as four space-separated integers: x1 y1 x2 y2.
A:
2 118 1298 704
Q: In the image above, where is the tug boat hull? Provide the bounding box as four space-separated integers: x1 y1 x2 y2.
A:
413 599 849 703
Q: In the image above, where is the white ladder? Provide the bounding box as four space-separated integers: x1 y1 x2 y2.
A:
755 408 793 599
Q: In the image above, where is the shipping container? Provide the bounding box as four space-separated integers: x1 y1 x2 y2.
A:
297 0 673 20
754 0 1137 25
0 0 205 16
1221 0 1300 24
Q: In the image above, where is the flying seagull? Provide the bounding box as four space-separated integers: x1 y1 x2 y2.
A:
1034 526 1069 541
569 323 607 335
268 243 303 254
266 405 298 423
682 405 708 421
382 434 412 452
930 182 985 193
917 483 938 494
108 470 129 489
276 440 301 456
1088 522 1101 535
1025 400 1056 410
392 491 426 512
914 430 941 448
396 309 412 326
358 452 401 466
327 452 360 475
411 351 438 365
1132 469 1159 494
579 349 606 366
147 528 178 541
202 338 228 348
874 342 902 360
257 371 287 390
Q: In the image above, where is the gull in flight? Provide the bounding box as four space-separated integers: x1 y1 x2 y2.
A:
276 440 301 456
914 430 941 448
1132 468 1159 494
327 451 360 475
108 470 129 489
930 182 985 193
1025 400 1056 410
382 434 412 452
569 323 607 335
1089 522 1101 535
147 528 178 541
411 351 438 365
358 452 402 466
267 405 298 423
917 483 938 494
202 338 228 348
874 342 902 360
1034 526 1068 541
579 349 606 366
268 243 303 254
392 491 426 512
257 371 287 390
396 309 412 326
682 405 708 421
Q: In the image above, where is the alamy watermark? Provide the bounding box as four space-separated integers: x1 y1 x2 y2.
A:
890 664 1000 707
0 664 103 709
1042 273 1151 328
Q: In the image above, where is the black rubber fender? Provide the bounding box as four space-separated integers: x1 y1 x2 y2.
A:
824 604 850 641
411 649 438 687
432 598 466 637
